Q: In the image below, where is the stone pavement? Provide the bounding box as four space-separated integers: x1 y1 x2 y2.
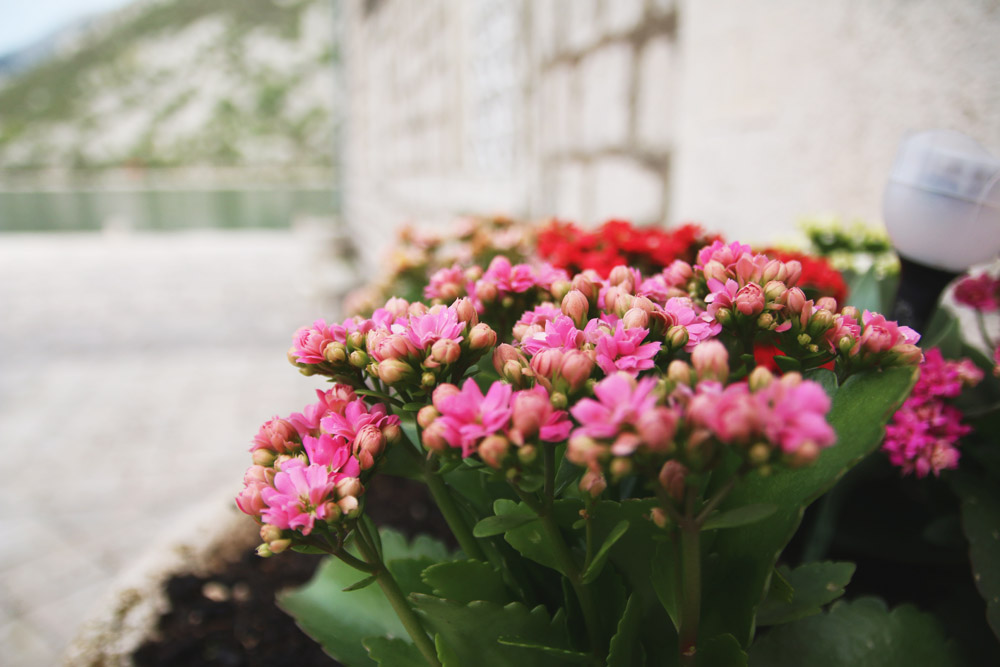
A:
0 228 359 666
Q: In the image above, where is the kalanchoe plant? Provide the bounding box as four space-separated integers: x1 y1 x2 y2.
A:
237 229 952 666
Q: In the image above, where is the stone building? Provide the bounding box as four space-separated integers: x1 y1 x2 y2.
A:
339 0 1000 267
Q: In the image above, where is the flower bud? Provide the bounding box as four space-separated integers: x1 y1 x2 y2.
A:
784 260 803 287
324 342 348 364
807 309 835 337
417 405 440 429
622 307 650 329
421 371 437 388
503 360 524 385
550 391 568 410
475 280 498 304
748 365 775 391
691 340 729 382
608 265 635 291
347 331 366 350
493 343 522 374
667 360 692 386
714 308 733 327
650 507 669 529
518 445 538 464
269 539 292 554
734 283 765 317
252 448 277 467
815 296 838 312
287 346 300 367
571 274 597 302
609 457 633 480
511 390 550 439
337 495 360 517
408 302 429 317
468 323 497 350
567 434 600 466
637 407 678 452
757 312 775 330
453 297 479 325
579 470 607 498
666 325 689 351
260 524 283 543
783 287 807 315
349 350 369 368
561 290 590 328
431 338 461 364
422 420 449 453
550 279 571 301
786 441 820 468
378 359 413 385
478 435 510 468
531 348 564 380
559 350 594 392
658 460 688 503
256 543 274 558
335 476 363 499
763 280 787 302
748 443 771 466
891 343 924 365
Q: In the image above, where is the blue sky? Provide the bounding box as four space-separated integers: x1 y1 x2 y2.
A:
0 0 135 56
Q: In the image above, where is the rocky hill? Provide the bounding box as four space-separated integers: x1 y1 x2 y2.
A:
0 0 338 171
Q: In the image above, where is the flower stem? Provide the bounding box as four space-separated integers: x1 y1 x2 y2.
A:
678 515 701 667
976 311 997 350
355 520 442 667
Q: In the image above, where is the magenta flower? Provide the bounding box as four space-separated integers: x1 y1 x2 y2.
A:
436 378 514 456
571 373 659 440
688 382 761 445
260 463 337 535
509 385 572 444
481 255 537 295
660 298 721 351
953 273 1000 312
856 311 920 355
320 399 399 451
251 417 298 454
594 321 660 376
696 240 753 271
424 265 470 301
302 433 360 479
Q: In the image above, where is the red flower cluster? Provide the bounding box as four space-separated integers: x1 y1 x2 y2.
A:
760 248 848 305
537 219 719 277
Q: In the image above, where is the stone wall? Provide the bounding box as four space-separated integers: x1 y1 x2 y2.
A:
341 0 1000 267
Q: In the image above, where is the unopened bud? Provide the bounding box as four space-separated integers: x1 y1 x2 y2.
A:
763 280 787 302
349 350 369 368
453 297 479 325
608 265 635 291
347 331 365 350
571 274 597 301
518 445 538 464
815 296 838 312
580 469 607 498
287 346 300 367
503 360 524 384
667 360 692 386
421 420 449 453
609 457 632 480
757 312 775 330
421 371 436 388
478 435 510 469
747 365 775 391
417 405 440 429
787 441 820 467
797 333 812 347
382 423 401 443
475 280 498 303
260 524 283 543
749 443 771 466
650 507 669 529
559 350 594 392
550 391 568 410
562 290 590 328
269 539 291 554
252 448 277 467
256 543 274 558
337 495 360 517
378 359 413 384
335 476 363 499
431 338 461 364
691 340 729 381
658 460 688 503
622 307 650 329
714 308 733 327
468 323 497 350
666 325 689 351
324 342 348 364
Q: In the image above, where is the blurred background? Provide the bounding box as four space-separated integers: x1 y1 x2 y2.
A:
0 0 998 665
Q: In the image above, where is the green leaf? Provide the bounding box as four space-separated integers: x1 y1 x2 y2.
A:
748 598 958 666
952 471 1000 643
606 593 642 667
413 597 573 667
756 561 855 626
700 367 918 646
364 636 423 666
342 574 378 592
650 541 681 631
774 355 802 373
845 265 883 313
473 512 536 537
767 567 795 604
435 632 461 667
278 528 451 667
702 504 778 531
701 633 748 667
803 368 839 399
402 401 427 412
581 519 629 583
291 544 328 554
421 559 511 604
501 499 584 575
278 557 403 667
495 638 591 663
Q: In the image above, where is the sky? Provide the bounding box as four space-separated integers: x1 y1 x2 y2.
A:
0 0 135 56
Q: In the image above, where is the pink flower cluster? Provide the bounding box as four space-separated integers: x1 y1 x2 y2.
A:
953 273 1000 312
420 379 571 465
883 348 983 478
237 385 400 547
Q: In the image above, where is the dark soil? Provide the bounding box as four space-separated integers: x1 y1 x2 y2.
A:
133 476 453 667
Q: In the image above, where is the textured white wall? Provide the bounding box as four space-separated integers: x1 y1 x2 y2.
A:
671 0 1000 245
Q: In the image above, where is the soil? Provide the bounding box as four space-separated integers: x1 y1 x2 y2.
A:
133 476 453 667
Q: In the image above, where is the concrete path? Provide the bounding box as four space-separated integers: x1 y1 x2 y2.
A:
0 229 358 666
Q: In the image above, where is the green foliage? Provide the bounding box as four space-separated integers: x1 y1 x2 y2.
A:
700 367 917 646
748 598 958 666
421 560 511 605
756 561 855 626
952 471 1000 643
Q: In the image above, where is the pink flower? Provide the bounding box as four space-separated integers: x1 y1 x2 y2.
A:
260 463 337 535
481 256 537 295
236 465 271 517
571 373 659 440
406 306 465 350
594 321 660 376
292 320 337 364
424 265 470 301
435 378 514 456
659 298 720 351
509 386 572 444
521 316 586 356
320 399 399 452
757 376 836 455
302 433 360 478
688 382 761 445
251 417 298 454
953 273 1000 312
856 311 920 355
696 240 754 271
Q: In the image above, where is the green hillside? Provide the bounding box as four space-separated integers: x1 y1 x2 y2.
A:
0 0 338 170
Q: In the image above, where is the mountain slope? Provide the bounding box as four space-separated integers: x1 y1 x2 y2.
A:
0 0 338 170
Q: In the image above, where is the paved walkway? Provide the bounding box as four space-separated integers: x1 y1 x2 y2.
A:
0 229 357 666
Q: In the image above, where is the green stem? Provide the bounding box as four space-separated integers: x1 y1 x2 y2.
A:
355 521 442 667
397 429 488 561
976 311 997 351
677 483 704 667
